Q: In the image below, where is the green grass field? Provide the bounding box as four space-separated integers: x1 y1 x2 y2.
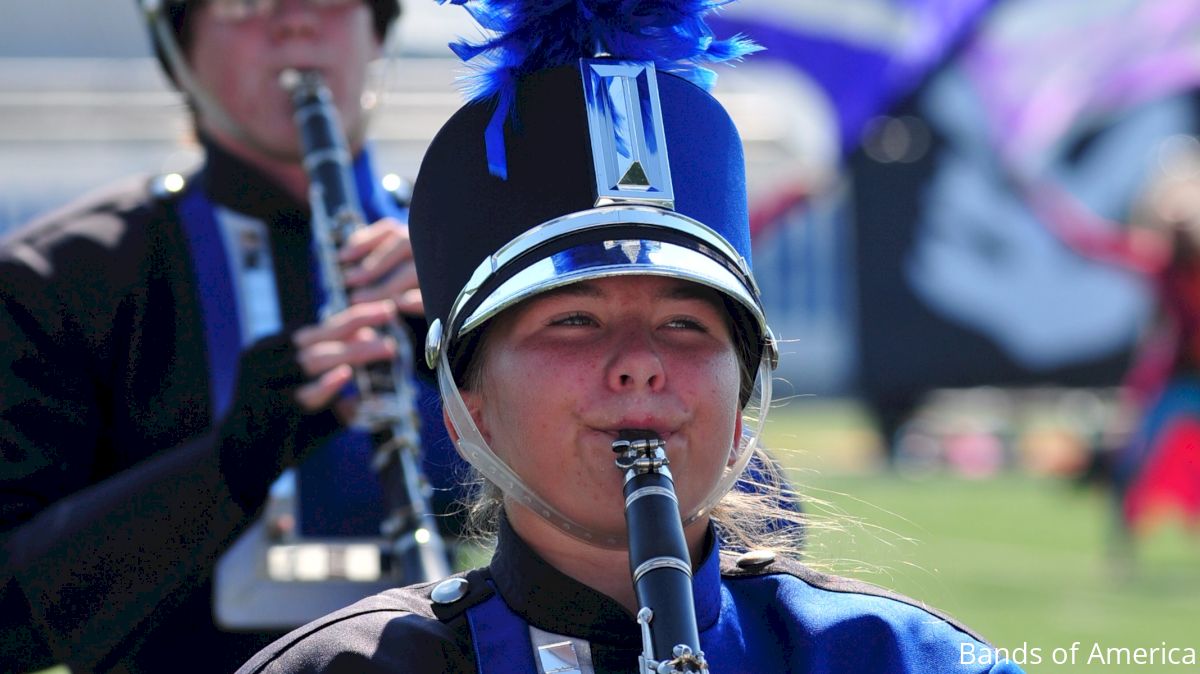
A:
767 398 1200 673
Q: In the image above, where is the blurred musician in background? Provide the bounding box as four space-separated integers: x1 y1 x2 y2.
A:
0 1 459 672
1032 142 1200 553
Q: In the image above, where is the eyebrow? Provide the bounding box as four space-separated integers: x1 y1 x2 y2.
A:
533 283 604 301
663 283 722 303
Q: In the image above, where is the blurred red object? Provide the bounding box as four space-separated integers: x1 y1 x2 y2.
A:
1124 418 1200 532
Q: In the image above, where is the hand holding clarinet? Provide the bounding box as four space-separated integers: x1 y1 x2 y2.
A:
276 68 419 416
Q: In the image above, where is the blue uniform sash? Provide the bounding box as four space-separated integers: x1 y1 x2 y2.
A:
177 185 242 422
466 583 541 674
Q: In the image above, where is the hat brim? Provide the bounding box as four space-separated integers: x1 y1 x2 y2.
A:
433 205 774 378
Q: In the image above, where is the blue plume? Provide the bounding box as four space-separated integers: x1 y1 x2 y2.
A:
440 0 759 100
437 0 761 178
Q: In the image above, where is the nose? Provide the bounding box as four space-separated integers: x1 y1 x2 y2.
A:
606 328 666 393
269 0 320 40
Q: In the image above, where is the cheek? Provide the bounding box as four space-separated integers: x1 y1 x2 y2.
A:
685 351 741 416
192 35 263 111
679 351 742 464
332 15 378 117
479 354 568 460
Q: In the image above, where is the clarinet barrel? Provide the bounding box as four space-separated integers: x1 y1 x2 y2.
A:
282 68 451 583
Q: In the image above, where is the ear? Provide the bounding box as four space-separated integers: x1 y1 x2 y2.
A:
727 411 744 467
441 406 460 443
453 387 492 445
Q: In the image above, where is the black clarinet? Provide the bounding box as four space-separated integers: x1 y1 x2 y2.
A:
613 432 710 673
281 68 451 583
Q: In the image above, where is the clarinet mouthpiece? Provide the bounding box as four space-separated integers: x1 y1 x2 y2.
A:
616 429 662 442
613 431 668 472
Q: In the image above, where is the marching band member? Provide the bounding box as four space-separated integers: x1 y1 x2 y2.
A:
0 2 458 672
236 1 1026 672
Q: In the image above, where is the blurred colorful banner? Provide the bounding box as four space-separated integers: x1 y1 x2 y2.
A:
714 0 995 152
735 0 1200 401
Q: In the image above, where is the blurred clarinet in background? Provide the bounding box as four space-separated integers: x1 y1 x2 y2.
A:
281 67 451 583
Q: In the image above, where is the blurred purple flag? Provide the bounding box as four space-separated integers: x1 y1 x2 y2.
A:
960 0 1200 169
712 0 995 152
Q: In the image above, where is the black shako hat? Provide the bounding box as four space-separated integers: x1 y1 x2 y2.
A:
410 61 776 390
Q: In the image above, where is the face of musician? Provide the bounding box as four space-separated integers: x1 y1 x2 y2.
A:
460 275 744 544
187 0 381 162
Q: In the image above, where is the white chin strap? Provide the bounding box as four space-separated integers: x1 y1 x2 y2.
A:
437 345 773 549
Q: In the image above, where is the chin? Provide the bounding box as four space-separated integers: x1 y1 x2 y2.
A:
551 496 629 536
251 134 305 164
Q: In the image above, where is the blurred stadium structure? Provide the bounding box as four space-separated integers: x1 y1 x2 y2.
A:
6 0 1200 453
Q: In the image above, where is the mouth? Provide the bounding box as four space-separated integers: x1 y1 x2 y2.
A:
585 411 686 451
615 428 662 442
591 424 678 447
276 65 328 86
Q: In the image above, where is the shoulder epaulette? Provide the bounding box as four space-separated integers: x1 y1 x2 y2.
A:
382 174 414 209
426 567 495 623
148 172 190 202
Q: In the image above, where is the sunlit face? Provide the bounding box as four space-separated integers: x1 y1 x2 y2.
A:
187 0 380 160
461 275 744 540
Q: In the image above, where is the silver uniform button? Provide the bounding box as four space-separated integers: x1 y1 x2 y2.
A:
431 577 470 605
735 549 776 569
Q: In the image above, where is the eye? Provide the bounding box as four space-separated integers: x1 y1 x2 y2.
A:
549 312 597 327
664 316 708 331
